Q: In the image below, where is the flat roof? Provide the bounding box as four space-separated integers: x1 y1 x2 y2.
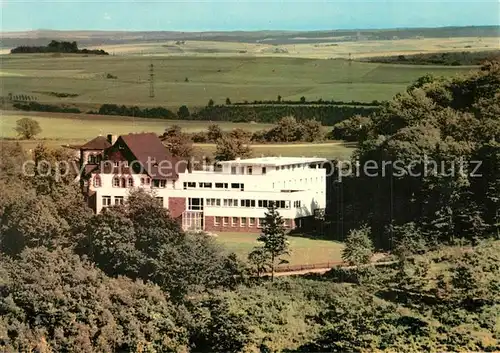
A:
218 156 328 167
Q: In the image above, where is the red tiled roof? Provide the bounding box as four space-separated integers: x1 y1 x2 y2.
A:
80 136 112 150
119 132 186 180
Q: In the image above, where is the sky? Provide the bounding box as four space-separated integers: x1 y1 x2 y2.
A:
1 0 499 32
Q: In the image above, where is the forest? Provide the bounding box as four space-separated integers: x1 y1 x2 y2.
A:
10 40 109 55
0 62 499 352
364 50 500 66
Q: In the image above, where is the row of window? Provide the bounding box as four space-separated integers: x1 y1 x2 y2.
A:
214 216 291 228
230 166 261 175
183 182 244 191
102 196 164 207
93 175 167 188
102 196 124 206
204 198 301 209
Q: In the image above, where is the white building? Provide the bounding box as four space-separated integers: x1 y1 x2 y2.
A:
80 133 327 232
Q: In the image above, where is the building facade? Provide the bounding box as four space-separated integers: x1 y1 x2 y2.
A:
80 133 327 232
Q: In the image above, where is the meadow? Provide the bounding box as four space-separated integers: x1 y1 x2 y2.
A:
1 111 355 159
0 52 476 108
215 232 345 266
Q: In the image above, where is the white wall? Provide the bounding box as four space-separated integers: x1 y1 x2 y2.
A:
90 164 326 217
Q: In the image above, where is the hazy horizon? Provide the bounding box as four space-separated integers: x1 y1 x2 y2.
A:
1 0 498 32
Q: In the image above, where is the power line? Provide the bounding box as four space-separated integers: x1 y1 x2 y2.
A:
149 62 155 98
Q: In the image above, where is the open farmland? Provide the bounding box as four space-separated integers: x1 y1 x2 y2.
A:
86 37 499 59
0 53 475 108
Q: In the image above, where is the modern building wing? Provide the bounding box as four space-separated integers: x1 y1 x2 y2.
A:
79 132 327 232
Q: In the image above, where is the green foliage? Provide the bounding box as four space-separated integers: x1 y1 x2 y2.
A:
342 226 374 266
193 104 378 125
330 61 500 248
14 117 41 139
366 50 500 66
207 123 223 142
247 246 271 277
255 203 290 280
330 114 372 142
79 190 244 298
215 135 253 161
177 104 190 119
252 116 324 143
0 247 187 352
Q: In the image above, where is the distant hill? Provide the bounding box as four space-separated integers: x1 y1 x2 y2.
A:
1 26 498 48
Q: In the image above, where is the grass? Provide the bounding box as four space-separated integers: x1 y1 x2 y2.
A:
1 111 355 159
215 231 345 266
0 54 475 107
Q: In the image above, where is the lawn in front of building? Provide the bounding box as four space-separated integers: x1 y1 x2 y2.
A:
214 231 344 266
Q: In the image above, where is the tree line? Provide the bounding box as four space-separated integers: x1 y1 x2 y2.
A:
363 50 500 66
10 40 109 55
11 101 378 126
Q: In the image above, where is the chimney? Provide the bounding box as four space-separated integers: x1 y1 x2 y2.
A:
107 134 117 145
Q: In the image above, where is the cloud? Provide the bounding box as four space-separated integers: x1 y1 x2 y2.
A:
103 12 111 21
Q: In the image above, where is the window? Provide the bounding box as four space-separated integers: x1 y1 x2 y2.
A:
275 167 279 171
113 177 120 187
240 167 245 174
223 217 229 226
247 166 252 175
241 199 255 208
258 200 263 208
257 218 265 228
102 196 111 207
154 180 166 188
231 167 236 175
231 184 244 192
280 201 286 209
233 199 238 207
183 182 196 189
215 217 221 226
232 217 238 227
206 198 220 207
294 201 301 208
156 197 164 206
199 182 212 188
215 182 228 189
114 196 124 205
188 198 203 210
127 178 134 187
146 178 150 185
249 217 255 227
93 175 101 188
262 167 266 175
114 161 119 167
140 177 145 185
240 217 247 227
121 178 127 188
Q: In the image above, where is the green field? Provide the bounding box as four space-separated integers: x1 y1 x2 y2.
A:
0 55 475 108
215 232 345 266
1 112 355 159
